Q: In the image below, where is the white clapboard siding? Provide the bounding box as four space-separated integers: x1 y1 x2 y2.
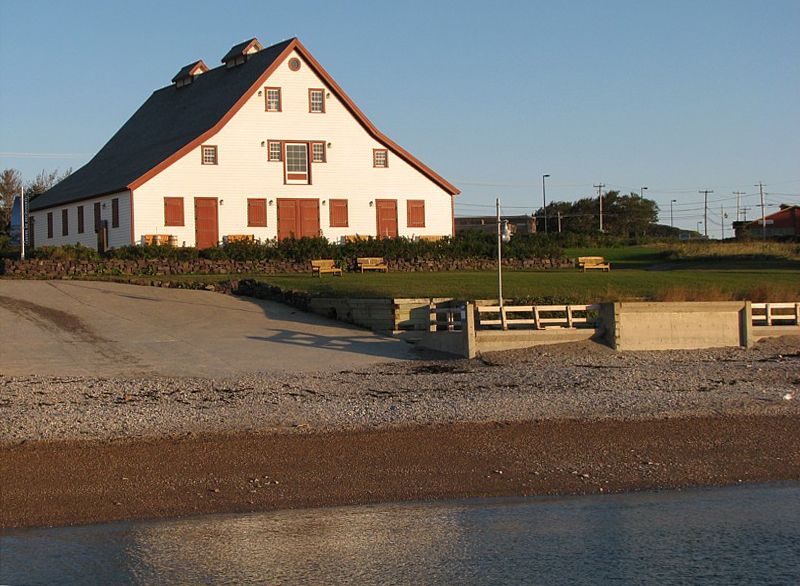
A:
133 48 454 246
28 191 132 249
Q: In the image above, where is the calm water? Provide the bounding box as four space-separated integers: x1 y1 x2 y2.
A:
2 483 798 586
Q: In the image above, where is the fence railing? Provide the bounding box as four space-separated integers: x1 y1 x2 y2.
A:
751 302 800 326
429 305 465 332
475 304 600 330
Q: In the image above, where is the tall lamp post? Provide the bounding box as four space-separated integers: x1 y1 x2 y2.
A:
670 199 677 228
541 174 550 234
640 186 648 198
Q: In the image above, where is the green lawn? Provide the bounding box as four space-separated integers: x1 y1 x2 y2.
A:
219 268 799 303
94 244 800 303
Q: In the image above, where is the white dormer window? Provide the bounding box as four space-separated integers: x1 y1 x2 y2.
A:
202 145 218 165
265 88 281 112
309 89 325 113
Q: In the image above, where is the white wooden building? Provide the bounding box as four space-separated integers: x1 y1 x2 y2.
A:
28 37 459 250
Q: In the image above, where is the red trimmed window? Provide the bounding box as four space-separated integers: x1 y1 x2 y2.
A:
248 198 267 227
309 89 325 113
312 142 326 163
62 209 69 236
47 212 53 238
407 200 426 228
202 145 218 165
373 149 388 168
329 199 349 227
265 87 281 112
268 141 282 162
164 197 185 226
77 206 85 234
112 198 120 228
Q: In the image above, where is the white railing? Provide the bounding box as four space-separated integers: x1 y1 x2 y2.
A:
475 304 600 330
751 302 800 326
429 305 465 332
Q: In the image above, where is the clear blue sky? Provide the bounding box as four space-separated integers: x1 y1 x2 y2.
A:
1 0 798 235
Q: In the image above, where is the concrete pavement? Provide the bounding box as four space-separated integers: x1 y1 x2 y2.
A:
0 280 418 377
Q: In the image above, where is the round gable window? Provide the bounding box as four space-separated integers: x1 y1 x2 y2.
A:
288 58 301 71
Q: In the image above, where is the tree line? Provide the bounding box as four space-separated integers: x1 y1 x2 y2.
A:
534 191 677 237
0 168 72 234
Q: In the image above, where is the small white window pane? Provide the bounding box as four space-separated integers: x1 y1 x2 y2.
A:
269 142 282 161
312 143 325 162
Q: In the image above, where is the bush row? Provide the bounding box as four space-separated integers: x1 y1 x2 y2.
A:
26 233 571 262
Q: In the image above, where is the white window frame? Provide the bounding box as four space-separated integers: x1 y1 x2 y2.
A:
284 143 309 184
202 145 218 165
309 89 325 113
266 88 281 112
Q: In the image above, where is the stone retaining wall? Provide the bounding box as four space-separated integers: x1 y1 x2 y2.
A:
0 256 572 278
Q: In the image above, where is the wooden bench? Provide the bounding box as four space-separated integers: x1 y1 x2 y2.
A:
576 256 611 272
311 259 342 277
143 234 172 246
224 234 255 244
356 257 388 273
418 235 446 242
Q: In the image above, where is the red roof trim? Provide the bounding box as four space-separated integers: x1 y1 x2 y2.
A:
128 38 459 196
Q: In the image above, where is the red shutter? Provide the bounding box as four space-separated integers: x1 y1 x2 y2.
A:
164 197 185 226
77 206 85 234
94 202 102 232
112 198 120 228
247 198 267 227
329 199 348 227
47 212 53 238
62 209 69 236
407 200 425 228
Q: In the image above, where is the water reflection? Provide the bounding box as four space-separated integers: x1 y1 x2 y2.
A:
2 484 799 585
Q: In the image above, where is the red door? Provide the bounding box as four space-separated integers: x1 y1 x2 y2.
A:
376 199 398 238
277 198 320 240
277 198 298 240
299 199 320 238
194 197 219 249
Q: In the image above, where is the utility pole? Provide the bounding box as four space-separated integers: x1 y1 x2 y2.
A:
496 198 506 330
670 199 677 228
721 205 725 240
19 185 25 261
741 206 751 221
594 183 605 232
756 182 766 240
734 191 745 222
699 190 713 238
557 211 562 233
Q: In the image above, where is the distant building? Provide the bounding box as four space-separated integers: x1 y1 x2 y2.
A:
455 215 536 235
734 205 799 238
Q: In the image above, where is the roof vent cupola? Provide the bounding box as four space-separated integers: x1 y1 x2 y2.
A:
172 60 209 88
222 38 263 68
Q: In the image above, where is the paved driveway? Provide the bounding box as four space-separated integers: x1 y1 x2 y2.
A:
0 280 418 377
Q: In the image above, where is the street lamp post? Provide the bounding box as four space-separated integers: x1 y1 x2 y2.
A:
696 221 702 236
541 174 550 234
670 199 677 228
640 186 648 198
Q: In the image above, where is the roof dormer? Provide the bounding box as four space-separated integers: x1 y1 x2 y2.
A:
222 38 263 68
172 60 209 88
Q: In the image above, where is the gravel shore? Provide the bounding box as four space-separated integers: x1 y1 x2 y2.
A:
2 336 798 443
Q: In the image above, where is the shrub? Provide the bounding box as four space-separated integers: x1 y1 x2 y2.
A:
29 243 100 261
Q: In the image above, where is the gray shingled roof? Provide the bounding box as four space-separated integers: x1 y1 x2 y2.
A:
31 38 293 212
